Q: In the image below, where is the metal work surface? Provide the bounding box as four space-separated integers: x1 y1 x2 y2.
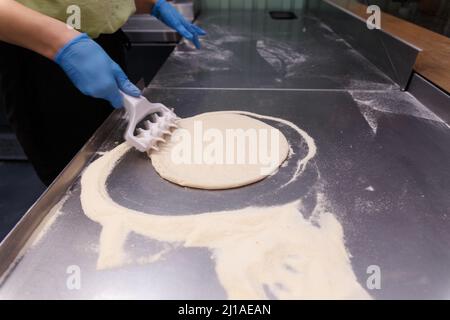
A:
1 10 450 299
150 10 398 90
315 0 419 89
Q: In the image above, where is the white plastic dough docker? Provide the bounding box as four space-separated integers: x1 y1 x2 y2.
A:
120 91 179 152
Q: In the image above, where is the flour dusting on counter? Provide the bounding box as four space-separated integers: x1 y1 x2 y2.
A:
80 111 369 299
172 40 233 72
31 195 69 247
256 39 307 78
351 91 450 134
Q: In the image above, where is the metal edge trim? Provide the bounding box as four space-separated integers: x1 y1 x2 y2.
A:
0 110 124 279
321 0 422 51
407 73 450 125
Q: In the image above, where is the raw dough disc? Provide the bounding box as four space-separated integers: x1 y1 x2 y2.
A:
149 112 289 189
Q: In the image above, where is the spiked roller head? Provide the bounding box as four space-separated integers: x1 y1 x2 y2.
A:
121 92 179 152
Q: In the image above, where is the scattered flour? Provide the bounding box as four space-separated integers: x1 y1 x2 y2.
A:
31 195 69 247
347 79 398 91
205 24 248 45
359 104 380 135
79 111 369 299
172 40 233 72
350 91 450 134
256 39 307 78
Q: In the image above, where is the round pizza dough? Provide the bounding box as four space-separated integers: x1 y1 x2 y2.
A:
149 112 289 190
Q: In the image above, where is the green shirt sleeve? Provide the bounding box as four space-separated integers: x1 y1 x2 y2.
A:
15 0 136 38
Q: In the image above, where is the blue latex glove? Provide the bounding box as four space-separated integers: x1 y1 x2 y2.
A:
151 0 206 48
55 33 140 108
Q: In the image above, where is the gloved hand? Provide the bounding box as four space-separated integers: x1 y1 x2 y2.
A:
54 33 141 108
151 0 206 49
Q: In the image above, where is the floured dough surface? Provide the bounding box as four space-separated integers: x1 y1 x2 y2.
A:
149 113 290 189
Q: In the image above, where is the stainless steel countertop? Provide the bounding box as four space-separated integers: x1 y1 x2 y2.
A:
0 10 449 299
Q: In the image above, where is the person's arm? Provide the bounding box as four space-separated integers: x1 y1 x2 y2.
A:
0 0 140 107
0 0 79 59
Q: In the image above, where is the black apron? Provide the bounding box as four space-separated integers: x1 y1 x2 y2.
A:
0 30 131 186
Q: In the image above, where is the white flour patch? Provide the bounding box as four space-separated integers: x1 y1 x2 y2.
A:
172 40 233 72
359 104 380 135
350 91 448 127
348 79 398 91
256 39 307 78
205 24 247 44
